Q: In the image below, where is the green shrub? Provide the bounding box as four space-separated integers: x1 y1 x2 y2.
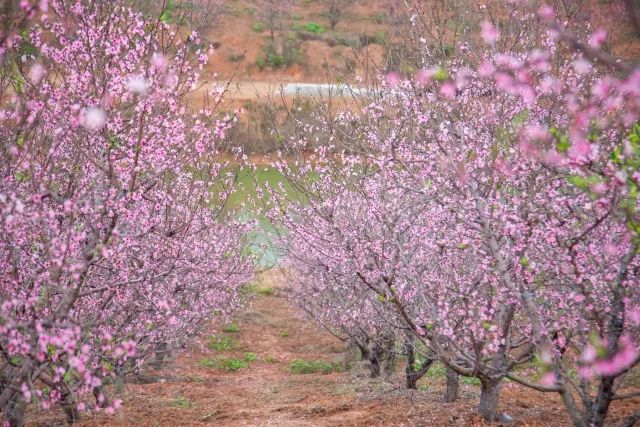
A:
290 359 347 374
304 22 325 34
201 356 247 371
265 355 278 363
172 396 194 409
267 53 286 68
227 53 245 62
252 22 266 32
219 357 248 371
222 323 240 333
279 330 289 337
244 352 257 362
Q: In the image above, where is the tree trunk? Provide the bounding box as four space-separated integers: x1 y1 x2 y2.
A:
445 368 459 402
61 392 80 425
153 342 170 369
6 392 26 427
478 378 502 422
369 356 381 378
404 336 417 389
381 335 396 380
353 338 381 378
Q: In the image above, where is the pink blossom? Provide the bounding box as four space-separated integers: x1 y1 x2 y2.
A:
588 30 607 49
480 21 500 44
540 372 556 387
152 53 168 71
477 61 495 77
28 63 45 83
572 59 592 75
386 72 401 87
567 139 592 162
126 76 149 95
440 82 456 99
83 107 107 130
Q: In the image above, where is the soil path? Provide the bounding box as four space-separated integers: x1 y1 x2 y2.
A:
30 272 640 426
76 272 401 426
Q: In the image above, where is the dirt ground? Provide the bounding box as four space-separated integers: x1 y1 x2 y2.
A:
25 272 640 427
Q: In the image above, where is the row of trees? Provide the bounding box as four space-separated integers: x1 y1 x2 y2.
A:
1 1 254 425
272 1 640 426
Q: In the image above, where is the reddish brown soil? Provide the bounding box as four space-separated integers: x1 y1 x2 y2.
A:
25 272 640 426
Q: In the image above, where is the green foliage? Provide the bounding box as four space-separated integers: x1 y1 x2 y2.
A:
432 67 448 82
550 127 570 153
290 359 348 374
264 355 278 363
279 330 289 337
207 335 235 351
512 109 530 128
304 22 325 34
159 0 176 23
19 29 38 57
244 352 257 362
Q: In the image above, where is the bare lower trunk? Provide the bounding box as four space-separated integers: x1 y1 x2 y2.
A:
369 357 381 378
403 336 433 389
383 350 396 380
445 368 459 402
153 342 170 369
61 392 80 425
371 335 394 379
6 392 26 427
354 338 382 378
115 366 127 393
478 378 502 422
404 337 418 389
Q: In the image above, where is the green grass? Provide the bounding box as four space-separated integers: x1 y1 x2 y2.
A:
461 376 481 385
222 323 240 333
421 362 482 386
256 286 274 296
244 352 257 362
207 335 235 351
201 356 248 371
290 359 347 374
172 396 194 409
279 330 290 338
242 282 275 296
